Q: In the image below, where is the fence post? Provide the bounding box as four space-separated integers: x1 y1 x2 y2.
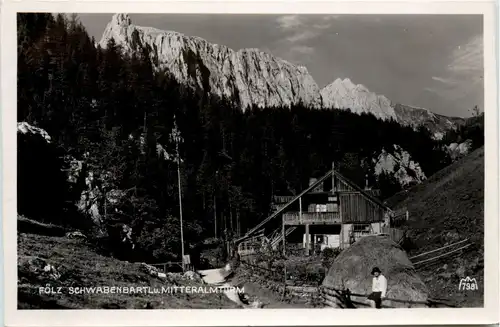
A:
281 265 287 301
282 215 286 257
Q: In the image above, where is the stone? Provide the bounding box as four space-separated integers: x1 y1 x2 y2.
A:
455 266 466 279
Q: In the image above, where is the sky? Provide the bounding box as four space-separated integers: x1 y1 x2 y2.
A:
78 13 483 118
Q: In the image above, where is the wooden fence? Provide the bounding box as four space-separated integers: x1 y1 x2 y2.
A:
409 239 473 267
319 285 455 308
149 262 183 273
239 260 458 308
238 238 475 308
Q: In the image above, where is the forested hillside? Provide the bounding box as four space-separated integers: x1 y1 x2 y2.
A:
17 14 478 264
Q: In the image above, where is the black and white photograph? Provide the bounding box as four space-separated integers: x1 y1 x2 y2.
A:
2 1 499 326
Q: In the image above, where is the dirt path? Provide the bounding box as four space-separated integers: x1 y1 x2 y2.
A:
199 266 307 308
226 270 311 309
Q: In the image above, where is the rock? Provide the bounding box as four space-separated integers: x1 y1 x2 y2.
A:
66 231 87 239
373 144 426 187
17 122 51 143
455 266 466 279
444 232 460 243
139 263 162 278
121 224 135 249
100 14 323 111
24 257 47 273
166 272 183 280
250 299 264 308
321 78 395 121
447 140 473 161
97 15 460 136
183 270 203 282
41 263 61 280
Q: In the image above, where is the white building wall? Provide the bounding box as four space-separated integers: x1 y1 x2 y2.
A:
341 223 352 248
371 222 382 234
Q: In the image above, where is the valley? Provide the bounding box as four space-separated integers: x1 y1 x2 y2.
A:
14 12 486 311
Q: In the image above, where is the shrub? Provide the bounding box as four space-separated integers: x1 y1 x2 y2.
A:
321 247 341 269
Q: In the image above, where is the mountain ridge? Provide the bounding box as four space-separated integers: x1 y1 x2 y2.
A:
99 13 323 110
99 13 465 134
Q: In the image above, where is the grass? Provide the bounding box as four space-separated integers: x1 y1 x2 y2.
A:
385 146 484 307
18 233 239 309
229 266 315 308
17 215 69 237
322 235 428 308
273 255 326 286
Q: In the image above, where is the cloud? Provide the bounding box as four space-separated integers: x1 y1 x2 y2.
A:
431 76 457 84
313 22 332 29
276 15 303 30
425 34 483 109
286 31 319 43
448 34 483 75
290 45 315 54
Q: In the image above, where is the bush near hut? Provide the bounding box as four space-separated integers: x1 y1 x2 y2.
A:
272 255 326 285
322 235 428 308
321 247 341 270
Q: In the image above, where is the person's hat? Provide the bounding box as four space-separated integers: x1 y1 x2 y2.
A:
371 267 381 275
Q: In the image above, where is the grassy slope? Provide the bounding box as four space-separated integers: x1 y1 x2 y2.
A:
18 233 239 309
385 146 484 307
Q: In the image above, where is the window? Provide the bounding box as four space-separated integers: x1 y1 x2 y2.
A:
353 224 370 232
315 204 327 212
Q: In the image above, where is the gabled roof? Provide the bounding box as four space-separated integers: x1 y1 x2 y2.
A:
333 170 392 211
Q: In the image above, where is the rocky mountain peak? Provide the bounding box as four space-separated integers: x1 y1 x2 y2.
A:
321 77 396 121
98 13 462 134
112 13 132 26
99 13 323 110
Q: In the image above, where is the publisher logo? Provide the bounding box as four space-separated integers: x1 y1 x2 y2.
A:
458 276 478 291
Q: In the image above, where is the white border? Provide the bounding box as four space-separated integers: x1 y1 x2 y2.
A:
2 1 498 326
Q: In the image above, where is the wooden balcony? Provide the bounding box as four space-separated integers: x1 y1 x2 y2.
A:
273 195 296 204
283 211 341 225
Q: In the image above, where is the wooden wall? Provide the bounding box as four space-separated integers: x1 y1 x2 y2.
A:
339 192 385 223
336 177 356 192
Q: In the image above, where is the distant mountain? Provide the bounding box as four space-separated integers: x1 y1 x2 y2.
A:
320 78 395 121
100 13 464 135
320 79 465 138
393 103 466 139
